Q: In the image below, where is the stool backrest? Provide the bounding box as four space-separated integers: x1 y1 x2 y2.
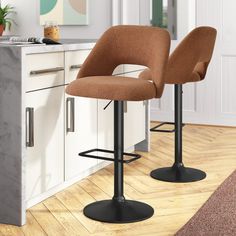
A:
166 26 217 84
139 27 217 84
78 25 171 98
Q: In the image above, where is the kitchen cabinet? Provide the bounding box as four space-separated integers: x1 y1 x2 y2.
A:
25 86 64 201
0 43 148 225
25 51 147 205
64 50 98 180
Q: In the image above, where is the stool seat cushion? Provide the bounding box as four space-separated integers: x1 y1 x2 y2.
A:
66 76 156 101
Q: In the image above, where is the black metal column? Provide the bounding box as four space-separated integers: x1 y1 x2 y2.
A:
113 101 125 202
150 84 206 183
174 84 183 166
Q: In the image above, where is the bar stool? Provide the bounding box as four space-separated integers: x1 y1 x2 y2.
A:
66 25 170 223
139 27 217 183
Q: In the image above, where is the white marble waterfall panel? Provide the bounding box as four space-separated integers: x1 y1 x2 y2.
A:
0 46 25 225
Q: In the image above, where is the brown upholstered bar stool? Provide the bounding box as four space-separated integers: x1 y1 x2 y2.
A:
140 27 217 183
66 25 170 223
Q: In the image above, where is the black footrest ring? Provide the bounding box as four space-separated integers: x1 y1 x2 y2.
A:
79 148 141 164
150 122 185 133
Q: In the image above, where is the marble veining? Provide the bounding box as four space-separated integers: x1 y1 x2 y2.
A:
0 46 24 225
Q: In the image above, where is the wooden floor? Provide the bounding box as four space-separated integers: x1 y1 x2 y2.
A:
1 124 236 236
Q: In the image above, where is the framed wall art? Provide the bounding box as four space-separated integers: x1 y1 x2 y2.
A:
40 0 89 25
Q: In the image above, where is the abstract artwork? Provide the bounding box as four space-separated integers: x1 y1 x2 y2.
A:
40 0 89 25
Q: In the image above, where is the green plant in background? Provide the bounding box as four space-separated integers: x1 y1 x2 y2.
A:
0 4 16 30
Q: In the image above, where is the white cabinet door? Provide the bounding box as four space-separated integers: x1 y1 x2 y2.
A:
65 50 98 181
124 101 146 149
65 95 98 180
97 100 145 152
98 99 114 152
25 87 64 201
123 69 146 149
97 66 146 153
97 65 124 154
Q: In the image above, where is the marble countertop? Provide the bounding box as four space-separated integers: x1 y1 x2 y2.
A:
0 38 97 54
59 38 97 44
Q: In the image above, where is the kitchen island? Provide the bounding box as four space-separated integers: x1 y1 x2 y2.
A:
0 40 149 225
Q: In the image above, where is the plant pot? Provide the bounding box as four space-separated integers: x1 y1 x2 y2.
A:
0 25 4 36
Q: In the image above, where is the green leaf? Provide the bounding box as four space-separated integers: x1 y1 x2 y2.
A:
0 4 16 31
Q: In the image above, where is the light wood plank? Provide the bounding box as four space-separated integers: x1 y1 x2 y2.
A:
0 224 24 236
30 202 68 236
43 196 89 236
22 212 46 236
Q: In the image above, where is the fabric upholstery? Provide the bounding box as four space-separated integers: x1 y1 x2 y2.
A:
139 27 217 84
66 76 156 101
66 25 170 100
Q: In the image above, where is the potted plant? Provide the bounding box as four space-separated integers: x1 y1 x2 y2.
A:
0 4 16 36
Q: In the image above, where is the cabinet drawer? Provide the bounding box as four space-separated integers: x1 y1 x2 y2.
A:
25 52 64 92
65 50 91 84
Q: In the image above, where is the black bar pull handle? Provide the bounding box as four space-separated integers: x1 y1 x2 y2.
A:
26 107 34 147
66 97 75 132
70 64 83 70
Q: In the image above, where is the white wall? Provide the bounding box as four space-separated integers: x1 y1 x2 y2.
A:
177 0 196 39
1 0 112 39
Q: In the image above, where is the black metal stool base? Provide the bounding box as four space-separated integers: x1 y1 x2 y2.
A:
84 199 154 223
150 164 206 183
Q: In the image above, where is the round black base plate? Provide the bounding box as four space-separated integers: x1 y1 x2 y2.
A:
150 165 206 183
83 199 154 223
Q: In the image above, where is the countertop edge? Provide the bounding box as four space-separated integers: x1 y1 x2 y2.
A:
0 42 96 54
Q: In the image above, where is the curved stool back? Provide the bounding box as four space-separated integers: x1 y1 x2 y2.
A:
166 26 217 84
75 25 171 98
